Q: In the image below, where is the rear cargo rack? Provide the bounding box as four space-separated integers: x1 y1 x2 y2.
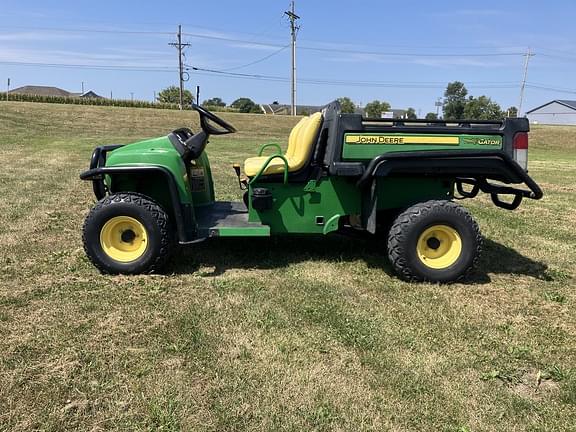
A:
361 117 504 132
362 117 504 126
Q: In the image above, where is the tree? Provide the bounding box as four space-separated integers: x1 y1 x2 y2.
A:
338 97 356 114
443 81 468 120
405 107 417 120
506 106 518 117
231 97 261 113
463 95 503 120
157 86 194 105
365 100 391 118
203 97 226 107
425 112 438 120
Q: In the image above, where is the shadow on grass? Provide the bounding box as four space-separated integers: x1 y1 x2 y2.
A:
169 235 550 284
466 238 551 284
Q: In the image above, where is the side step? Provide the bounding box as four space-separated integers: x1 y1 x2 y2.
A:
195 201 270 238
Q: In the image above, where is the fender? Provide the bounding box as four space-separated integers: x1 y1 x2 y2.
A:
355 150 542 207
80 161 192 243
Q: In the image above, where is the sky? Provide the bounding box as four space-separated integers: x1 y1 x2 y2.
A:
0 0 575 115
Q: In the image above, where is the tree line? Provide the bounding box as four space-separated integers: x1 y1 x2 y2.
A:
157 87 262 113
3 83 517 120
335 82 517 120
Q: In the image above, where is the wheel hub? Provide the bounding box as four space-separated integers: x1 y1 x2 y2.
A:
426 237 441 250
416 225 462 270
121 229 136 243
100 216 148 263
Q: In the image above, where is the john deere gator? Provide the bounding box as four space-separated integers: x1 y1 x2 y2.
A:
80 101 542 282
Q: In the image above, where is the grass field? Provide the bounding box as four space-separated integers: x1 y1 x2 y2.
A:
0 102 575 431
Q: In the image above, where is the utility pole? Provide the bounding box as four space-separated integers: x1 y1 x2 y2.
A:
285 1 300 116
6 78 10 101
518 47 535 117
435 97 443 118
169 25 191 110
81 81 85 94
130 92 134 102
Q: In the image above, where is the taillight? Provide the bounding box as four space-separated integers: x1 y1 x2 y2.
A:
513 132 528 171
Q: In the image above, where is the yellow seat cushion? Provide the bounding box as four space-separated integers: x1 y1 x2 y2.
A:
244 112 323 177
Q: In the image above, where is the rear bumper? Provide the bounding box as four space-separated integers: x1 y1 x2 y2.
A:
356 150 543 210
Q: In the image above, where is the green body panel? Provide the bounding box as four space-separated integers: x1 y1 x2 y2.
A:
247 176 452 235
376 177 453 209
249 177 361 234
189 152 215 206
217 226 270 237
105 136 192 203
343 133 502 160
100 134 457 239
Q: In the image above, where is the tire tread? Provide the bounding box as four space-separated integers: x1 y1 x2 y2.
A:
386 200 482 282
82 192 173 274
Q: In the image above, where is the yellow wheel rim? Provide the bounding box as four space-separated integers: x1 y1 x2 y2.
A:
417 225 462 270
100 216 148 263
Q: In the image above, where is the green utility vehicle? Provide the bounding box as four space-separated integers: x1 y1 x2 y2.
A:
81 101 542 282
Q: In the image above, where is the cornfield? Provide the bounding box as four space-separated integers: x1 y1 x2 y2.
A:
0 93 242 112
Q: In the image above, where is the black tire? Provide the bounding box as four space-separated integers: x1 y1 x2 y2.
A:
387 200 482 283
82 193 174 274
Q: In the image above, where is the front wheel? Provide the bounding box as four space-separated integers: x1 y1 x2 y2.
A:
82 193 174 274
387 200 482 283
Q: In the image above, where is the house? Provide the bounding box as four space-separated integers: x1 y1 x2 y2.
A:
69 91 104 99
9 85 103 99
9 85 72 97
526 100 576 125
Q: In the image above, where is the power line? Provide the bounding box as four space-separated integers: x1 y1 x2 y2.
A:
189 66 519 88
8 24 576 62
531 45 576 58
182 31 525 57
0 25 544 61
526 83 576 94
0 58 522 91
536 53 576 63
298 46 524 57
221 45 289 71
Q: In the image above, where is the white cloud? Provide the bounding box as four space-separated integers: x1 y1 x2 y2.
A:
0 47 171 67
432 9 504 18
0 31 86 41
411 58 505 68
322 52 505 68
228 43 282 51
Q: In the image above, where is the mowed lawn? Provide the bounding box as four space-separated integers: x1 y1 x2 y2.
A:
0 102 575 431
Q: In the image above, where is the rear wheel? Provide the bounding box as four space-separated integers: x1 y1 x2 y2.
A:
82 193 174 274
387 200 482 283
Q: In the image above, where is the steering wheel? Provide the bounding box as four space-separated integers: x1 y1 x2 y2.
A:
192 103 237 135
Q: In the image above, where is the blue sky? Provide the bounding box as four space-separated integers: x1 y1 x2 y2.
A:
1 0 575 115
